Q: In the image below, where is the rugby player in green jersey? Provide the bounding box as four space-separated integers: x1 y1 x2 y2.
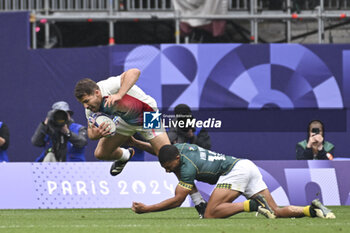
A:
132 143 335 219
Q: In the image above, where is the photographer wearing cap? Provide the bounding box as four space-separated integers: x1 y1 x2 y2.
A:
31 101 88 162
296 120 334 160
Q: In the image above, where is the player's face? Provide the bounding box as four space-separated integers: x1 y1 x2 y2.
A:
161 157 180 173
80 90 102 112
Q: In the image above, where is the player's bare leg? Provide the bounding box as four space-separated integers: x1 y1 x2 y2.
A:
94 133 130 160
204 188 276 219
204 188 243 218
256 189 306 218
108 131 169 176
256 189 335 218
149 132 171 155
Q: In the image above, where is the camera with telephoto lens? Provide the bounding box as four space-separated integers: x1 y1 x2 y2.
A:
47 109 68 130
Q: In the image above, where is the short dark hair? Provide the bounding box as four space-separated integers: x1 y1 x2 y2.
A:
174 104 192 116
74 78 99 100
158 145 180 164
174 104 194 132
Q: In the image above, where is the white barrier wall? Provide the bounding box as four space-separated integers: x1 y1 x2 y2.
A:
0 162 191 209
1 161 349 209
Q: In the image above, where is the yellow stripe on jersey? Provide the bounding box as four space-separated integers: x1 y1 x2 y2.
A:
178 181 193 190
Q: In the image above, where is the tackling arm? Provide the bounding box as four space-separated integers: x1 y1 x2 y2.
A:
124 136 156 155
132 184 190 213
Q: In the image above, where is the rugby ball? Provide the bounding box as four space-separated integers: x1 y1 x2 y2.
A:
88 112 117 136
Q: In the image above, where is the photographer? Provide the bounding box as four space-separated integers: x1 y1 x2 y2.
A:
0 121 9 162
296 120 335 160
167 104 211 150
31 101 88 162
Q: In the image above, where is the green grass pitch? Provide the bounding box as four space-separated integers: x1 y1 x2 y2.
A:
0 206 349 233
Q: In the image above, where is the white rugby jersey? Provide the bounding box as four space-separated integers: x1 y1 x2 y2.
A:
85 75 157 125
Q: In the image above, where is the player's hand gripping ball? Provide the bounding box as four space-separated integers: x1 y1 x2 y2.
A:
88 113 117 136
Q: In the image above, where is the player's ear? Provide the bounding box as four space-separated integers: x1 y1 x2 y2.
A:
95 89 101 96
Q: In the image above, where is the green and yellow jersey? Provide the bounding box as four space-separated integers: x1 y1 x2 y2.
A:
174 143 240 190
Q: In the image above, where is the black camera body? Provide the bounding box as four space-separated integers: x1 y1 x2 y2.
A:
47 109 68 130
45 109 69 162
311 128 320 135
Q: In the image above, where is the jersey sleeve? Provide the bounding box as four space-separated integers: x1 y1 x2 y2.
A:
85 109 93 127
98 76 121 96
179 163 197 190
85 109 91 119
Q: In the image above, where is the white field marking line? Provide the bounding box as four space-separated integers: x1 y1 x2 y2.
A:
0 223 228 229
0 224 153 229
0 223 265 229
2 219 346 229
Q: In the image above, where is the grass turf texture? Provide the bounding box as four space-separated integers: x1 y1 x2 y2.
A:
0 207 349 233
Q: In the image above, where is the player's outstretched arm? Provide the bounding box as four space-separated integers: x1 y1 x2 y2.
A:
124 136 156 155
132 184 190 213
119 68 141 95
104 68 141 108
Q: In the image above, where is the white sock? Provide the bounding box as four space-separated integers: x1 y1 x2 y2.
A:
119 148 130 162
190 192 205 205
